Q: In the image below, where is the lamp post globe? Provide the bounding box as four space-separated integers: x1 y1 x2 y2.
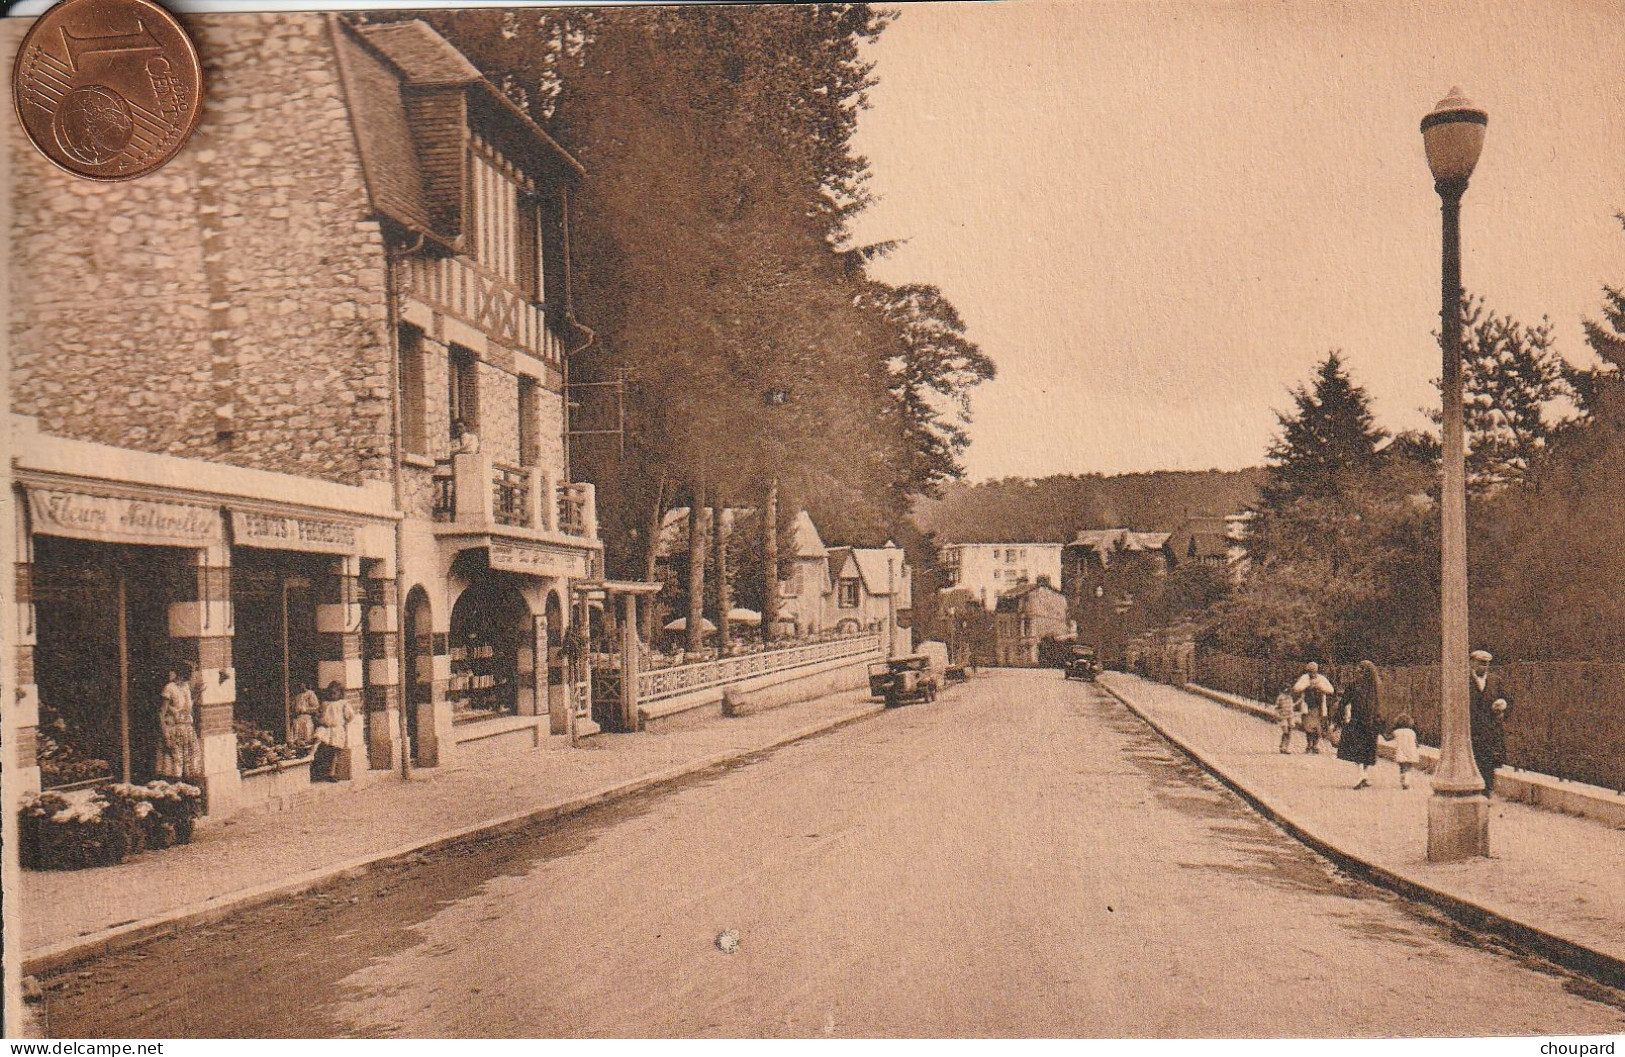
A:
1422 87 1491 862
1422 88 1488 190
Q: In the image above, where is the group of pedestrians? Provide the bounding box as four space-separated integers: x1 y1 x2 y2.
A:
1269 650 1512 793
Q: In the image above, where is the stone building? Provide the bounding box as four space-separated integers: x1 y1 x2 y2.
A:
991 580 1071 667
939 542 1064 608
7 15 602 816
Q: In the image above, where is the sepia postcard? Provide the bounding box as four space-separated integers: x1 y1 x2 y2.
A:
2 0 1623 1043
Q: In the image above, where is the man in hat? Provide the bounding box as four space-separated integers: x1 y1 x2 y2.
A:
1469 649 1512 796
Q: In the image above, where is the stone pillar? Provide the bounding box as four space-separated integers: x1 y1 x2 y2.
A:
362 562 400 772
538 469 557 533
578 482 598 539
516 610 541 717
316 555 365 783
453 451 494 526
168 542 238 816
13 534 41 796
620 592 640 733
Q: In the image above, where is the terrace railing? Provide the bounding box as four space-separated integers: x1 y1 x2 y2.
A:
636 631 883 706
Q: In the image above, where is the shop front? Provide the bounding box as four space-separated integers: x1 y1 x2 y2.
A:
228 508 397 797
18 486 234 804
418 537 593 759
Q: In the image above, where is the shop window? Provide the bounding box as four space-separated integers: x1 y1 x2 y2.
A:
399 324 427 455
231 549 324 744
32 537 187 788
448 345 479 442
838 579 860 609
448 578 530 723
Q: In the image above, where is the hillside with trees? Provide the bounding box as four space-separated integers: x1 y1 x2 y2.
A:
913 469 1267 543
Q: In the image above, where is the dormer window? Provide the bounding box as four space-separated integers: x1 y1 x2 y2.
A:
469 134 544 303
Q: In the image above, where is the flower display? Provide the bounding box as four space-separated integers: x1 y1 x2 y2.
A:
19 780 204 870
233 721 307 772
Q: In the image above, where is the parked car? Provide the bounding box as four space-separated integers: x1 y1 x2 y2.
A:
1063 645 1101 681
876 656 936 706
868 660 894 701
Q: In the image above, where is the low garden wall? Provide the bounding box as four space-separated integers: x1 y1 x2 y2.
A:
1188 651 1625 794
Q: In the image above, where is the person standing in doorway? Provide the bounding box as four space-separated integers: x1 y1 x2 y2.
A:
1293 662 1335 755
1469 649 1513 797
156 664 204 780
312 681 354 782
290 681 320 750
1337 661 1382 788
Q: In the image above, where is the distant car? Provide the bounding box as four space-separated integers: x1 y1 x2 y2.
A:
877 655 939 707
1063 646 1101 682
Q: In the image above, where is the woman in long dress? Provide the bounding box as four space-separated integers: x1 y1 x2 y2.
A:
156 666 204 780
1337 660 1382 788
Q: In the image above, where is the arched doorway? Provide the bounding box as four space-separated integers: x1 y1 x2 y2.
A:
448 576 531 723
403 586 435 766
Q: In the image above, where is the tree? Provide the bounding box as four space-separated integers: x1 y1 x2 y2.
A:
1260 351 1388 512
1567 213 1625 419
861 282 996 497
1436 295 1575 492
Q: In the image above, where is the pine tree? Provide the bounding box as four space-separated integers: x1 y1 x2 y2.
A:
1443 295 1576 491
1569 213 1625 421
1260 351 1388 511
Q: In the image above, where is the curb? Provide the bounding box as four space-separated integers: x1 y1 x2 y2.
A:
1096 678 1625 993
23 704 885 978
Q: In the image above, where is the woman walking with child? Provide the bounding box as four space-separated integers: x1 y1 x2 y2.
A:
1337 660 1382 788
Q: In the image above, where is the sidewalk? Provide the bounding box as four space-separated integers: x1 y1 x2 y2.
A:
1098 672 1625 988
20 688 882 972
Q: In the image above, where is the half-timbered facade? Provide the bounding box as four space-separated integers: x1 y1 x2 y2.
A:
6 15 602 817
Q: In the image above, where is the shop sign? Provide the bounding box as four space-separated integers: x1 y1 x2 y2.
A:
488 541 587 579
231 510 360 555
28 488 222 547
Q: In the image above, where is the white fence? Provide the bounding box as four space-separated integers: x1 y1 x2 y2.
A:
636 633 883 705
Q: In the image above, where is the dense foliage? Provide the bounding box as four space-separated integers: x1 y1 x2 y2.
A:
1213 220 1625 664
914 469 1266 544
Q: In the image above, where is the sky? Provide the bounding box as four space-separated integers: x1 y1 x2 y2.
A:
848 0 1625 481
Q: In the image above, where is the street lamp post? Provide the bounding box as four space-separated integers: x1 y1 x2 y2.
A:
1421 87 1490 861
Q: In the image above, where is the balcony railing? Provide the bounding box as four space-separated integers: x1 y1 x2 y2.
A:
635 631 883 705
399 254 556 361
432 452 595 539
493 464 530 527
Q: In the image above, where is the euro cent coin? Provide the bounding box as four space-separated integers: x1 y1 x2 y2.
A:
12 0 202 181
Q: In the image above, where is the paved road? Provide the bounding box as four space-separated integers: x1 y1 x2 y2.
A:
36 670 1625 1038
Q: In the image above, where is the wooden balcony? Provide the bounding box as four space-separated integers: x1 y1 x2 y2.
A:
399 254 557 361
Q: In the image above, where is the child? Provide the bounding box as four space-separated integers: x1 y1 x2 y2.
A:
290 681 320 749
1275 690 1297 754
1386 712 1420 789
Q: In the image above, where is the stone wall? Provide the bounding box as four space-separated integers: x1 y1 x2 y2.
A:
8 13 392 486
477 362 520 469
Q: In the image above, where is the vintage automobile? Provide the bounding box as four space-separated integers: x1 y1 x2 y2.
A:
876 655 939 706
1063 645 1102 681
868 660 894 701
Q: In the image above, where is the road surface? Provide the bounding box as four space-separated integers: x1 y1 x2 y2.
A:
35 670 1625 1037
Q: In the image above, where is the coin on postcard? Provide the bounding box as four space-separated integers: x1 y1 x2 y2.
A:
12 0 202 181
